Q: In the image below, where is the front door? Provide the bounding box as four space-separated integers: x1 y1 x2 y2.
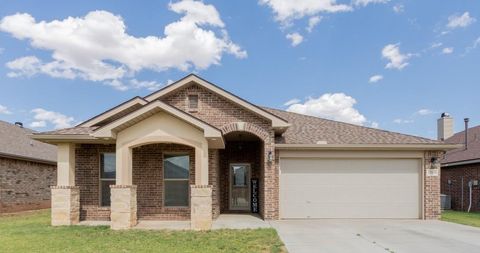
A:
229 163 251 210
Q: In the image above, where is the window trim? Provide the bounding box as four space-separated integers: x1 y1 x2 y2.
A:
99 152 116 207
187 93 199 112
163 152 191 208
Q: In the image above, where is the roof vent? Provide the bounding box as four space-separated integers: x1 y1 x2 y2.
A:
441 112 451 118
14 122 23 128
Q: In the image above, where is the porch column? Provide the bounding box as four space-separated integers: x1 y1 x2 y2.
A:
51 143 79 226
110 145 137 230
191 145 212 230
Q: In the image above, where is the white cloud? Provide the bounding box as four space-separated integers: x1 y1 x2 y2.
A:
353 0 390 7
286 93 367 125
464 37 480 55
29 121 46 128
368 74 383 83
382 43 412 70
306 16 322 32
447 12 476 29
286 33 304 46
284 98 301 106
393 4 404 13
259 0 352 24
30 108 74 129
442 47 454 54
430 42 443 49
393 118 414 124
0 104 12 115
416 108 435 116
129 79 172 91
0 1 246 90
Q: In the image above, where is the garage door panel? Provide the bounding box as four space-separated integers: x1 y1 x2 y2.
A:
280 158 421 219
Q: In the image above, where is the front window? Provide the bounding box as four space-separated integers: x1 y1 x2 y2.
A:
188 95 198 111
100 153 116 206
164 154 190 207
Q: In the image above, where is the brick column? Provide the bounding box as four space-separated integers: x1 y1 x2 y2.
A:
51 186 79 225
424 151 443 219
110 185 137 230
190 185 212 230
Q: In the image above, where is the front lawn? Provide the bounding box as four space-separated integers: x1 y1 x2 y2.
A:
441 210 480 228
0 210 285 253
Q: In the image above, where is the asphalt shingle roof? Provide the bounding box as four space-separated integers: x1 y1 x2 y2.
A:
35 106 441 146
264 107 440 145
442 125 480 164
0 120 56 163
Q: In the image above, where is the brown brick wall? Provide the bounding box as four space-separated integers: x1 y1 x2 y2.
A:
424 151 443 219
161 83 278 219
76 144 115 221
209 149 220 219
441 163 480 212
0 157 56 213
132 143 195 220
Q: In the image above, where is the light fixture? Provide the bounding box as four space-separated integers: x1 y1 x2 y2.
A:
267 151 273 163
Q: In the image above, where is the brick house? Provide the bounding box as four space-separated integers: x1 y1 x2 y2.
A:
33 74 458 230
438 114 480 212
0 121 56 213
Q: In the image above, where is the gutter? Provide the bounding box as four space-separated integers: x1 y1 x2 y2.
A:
442 158 480 167
275 143 463 151
30 134 114 144
0 152 56 166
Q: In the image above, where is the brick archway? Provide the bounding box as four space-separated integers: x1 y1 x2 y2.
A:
220 122 270 142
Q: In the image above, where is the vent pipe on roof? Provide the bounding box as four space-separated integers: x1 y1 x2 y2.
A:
14 122 23 128
464 118 469 150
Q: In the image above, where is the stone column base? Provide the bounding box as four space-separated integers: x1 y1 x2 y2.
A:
191 185 213 230
51 186 80 226
110 185 137 230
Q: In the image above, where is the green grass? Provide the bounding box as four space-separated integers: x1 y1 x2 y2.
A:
441 210 480 228
0 210 285 253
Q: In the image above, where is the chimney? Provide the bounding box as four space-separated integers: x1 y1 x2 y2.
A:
464 118 469 150
437 113 454 141
14 122 23 128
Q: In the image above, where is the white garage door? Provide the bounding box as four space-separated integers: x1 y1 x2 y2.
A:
280 158 421 219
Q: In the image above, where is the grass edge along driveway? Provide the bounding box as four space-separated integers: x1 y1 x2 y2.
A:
0 209 286 253
441 210 480 228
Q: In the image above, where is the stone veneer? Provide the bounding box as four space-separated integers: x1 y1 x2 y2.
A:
110 185 137 230
51 186 79 226
190 185 213 230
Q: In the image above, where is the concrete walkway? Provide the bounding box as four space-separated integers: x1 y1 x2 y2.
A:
271 219 480 253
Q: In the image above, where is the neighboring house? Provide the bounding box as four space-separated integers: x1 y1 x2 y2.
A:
0 121 56 213
439 114 480 212
32 74 457 230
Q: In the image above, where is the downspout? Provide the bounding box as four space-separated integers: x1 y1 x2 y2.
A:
464 118 469 150
468 180 473 213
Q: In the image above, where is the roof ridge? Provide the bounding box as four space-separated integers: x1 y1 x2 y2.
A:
261 106 440 143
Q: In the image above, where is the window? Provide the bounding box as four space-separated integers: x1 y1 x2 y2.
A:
100 153 116 206
164 154 190 207
188 95 198 111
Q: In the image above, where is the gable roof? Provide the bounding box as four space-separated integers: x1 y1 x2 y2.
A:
144 74 290 131
78 96 147 127
92 100 224 148
0 120 56 164
264 108 455 149
442 125 480 166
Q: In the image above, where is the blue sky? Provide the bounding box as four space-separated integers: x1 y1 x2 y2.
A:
0 0 478 139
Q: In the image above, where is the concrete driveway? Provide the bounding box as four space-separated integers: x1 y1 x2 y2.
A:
270 219 480 253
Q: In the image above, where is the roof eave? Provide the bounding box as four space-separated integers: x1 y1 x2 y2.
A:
0 151 56 165
442 158 480 167
31 134 114 144
275 143 463 151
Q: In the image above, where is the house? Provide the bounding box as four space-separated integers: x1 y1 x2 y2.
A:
439 114 480 212
32 74 458 230
0 121 56 213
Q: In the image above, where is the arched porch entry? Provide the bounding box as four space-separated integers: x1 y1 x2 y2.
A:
219 122 270 219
